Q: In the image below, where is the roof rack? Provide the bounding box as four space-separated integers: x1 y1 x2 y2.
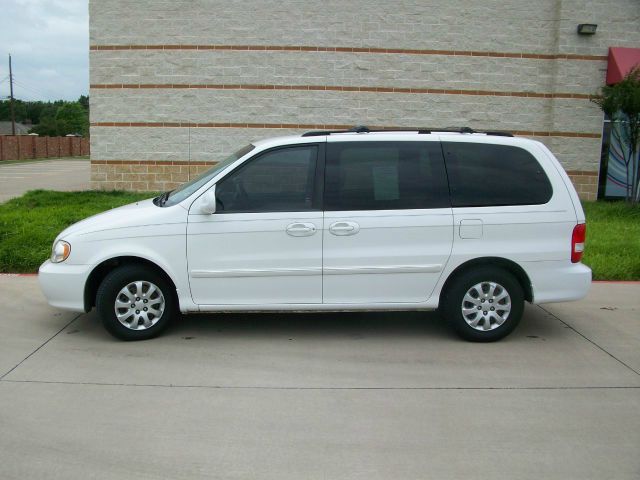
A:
301 125 370 137
300 126 513 137
419 127 514 137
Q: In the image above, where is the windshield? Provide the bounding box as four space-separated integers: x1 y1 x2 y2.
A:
161 144 255 207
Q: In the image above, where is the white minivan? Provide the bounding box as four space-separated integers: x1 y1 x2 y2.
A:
39 127 591 342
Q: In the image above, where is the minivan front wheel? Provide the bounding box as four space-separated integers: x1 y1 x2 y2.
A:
96 265 175 340
441 267 524 342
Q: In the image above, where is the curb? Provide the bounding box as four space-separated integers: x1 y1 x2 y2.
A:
592 280 640 284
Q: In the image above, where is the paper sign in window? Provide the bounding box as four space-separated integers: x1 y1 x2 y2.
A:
372 164 399 201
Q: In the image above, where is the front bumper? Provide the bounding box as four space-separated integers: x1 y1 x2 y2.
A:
38 260 91 312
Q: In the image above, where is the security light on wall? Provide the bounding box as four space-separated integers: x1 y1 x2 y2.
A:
577 24 597 35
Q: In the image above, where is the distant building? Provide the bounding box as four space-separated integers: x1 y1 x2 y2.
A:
0 121 30 135
89 0 640 200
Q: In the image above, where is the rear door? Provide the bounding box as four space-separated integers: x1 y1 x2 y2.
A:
322 139 453 304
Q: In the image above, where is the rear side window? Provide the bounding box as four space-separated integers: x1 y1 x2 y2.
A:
443 143 553 207
324 141 449 211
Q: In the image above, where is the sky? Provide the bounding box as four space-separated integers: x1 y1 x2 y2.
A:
0 0 88 102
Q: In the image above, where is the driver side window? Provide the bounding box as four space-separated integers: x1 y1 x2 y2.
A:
216 145 318 213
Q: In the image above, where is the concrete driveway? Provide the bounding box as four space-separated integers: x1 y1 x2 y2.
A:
0 276 638 479
0 158 90 203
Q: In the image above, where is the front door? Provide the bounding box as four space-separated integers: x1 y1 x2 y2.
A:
322 139 453 304
187 144 323 306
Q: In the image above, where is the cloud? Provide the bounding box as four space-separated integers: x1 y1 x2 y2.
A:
0 0 88 101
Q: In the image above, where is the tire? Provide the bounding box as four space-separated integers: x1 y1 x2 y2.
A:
440 266 524 342
96 265 175 340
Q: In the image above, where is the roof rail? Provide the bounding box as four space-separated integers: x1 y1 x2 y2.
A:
301 125 370 137
300 126 514 137
417 127 513 137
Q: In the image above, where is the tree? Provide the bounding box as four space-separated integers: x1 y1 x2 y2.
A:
1 98 89 137
593 67 640 203
78 94 89 111
55 102 88 136
28 100 89 137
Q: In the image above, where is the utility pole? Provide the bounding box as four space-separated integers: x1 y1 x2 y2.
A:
9 54 15 136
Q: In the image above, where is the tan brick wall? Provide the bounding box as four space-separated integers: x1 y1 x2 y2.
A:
567 171 599 201
91 161 212 191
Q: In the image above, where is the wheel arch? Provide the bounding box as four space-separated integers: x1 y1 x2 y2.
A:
84 256 179 312
439 257 533 305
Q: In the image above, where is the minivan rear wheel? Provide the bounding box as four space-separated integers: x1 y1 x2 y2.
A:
441 266 524 342
96 265 175 340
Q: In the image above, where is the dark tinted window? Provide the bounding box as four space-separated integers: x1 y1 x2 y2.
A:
216 145 318 213
324 141 449 211
444 143 553 207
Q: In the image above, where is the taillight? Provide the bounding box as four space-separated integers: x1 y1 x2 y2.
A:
571 223 586 263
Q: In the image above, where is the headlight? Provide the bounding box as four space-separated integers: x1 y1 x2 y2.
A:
51 240 71 263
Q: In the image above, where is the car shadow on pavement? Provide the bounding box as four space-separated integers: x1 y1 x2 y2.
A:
70 306 559 344
72 309 464 342
171 310 453 340
67 302 560 345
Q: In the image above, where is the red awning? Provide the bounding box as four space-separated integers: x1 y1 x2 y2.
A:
606 47 640 85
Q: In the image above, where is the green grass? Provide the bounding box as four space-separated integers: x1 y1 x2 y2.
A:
0 190 152 273
582 201 640 281
0 191 638 279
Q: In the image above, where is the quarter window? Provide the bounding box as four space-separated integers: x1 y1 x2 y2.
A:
216 145 318 213
324 141 449 211
443 143 553 207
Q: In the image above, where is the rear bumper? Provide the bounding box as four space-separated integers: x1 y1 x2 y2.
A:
526 261 592 304
38 260 91 312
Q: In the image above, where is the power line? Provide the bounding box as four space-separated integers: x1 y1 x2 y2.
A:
13 90 37 102
8 84 37 101
12 78 49 99
13 77 50 96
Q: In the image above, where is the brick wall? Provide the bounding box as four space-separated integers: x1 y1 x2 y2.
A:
0 136 89 161
34 137 48 158
89 0 640 199
0 136 18 160
46 137 60 158
567 171 599 201
18 136 35 159
91 160 211 191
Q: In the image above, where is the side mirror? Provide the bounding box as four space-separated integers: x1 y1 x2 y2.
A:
198 186 217 214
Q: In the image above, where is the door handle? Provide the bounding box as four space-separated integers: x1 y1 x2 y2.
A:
329 221 360 236
286 222 317 237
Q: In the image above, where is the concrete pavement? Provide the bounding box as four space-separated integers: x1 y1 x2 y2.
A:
0 158 90 203
0 276 638 479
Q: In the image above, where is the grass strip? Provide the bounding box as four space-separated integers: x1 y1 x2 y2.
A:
582 201 640 281
0 190 152 272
